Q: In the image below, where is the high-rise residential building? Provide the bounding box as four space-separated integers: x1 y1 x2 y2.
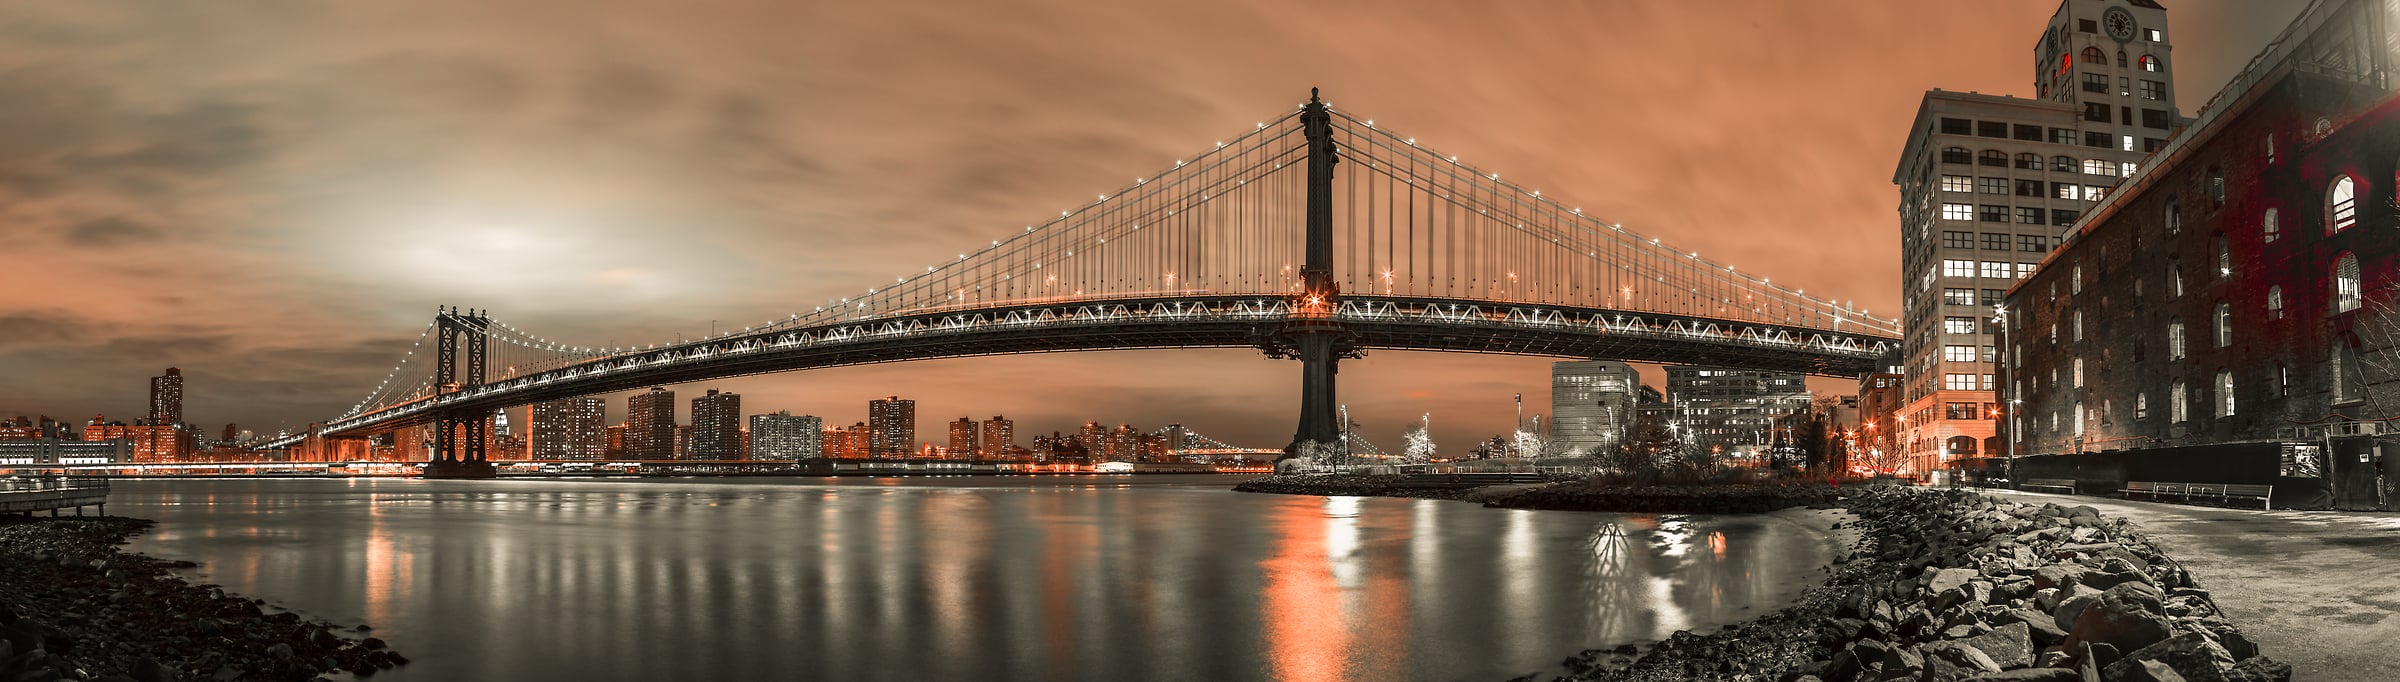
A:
749 412 822 460
689 389 742 460
531 397 607 460
946 417 978 459
1551 360 1639 457
149 368 183 426
673 424 693 459
978 416 1014 459
605 424 627 457
1077 421 1104 457
1891 0 2181 478
1102 424 1137 461
627 388 676 459
867 396 915 457
1664 367 1811 460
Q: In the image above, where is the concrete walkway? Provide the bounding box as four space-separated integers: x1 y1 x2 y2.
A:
1981 489 2400 682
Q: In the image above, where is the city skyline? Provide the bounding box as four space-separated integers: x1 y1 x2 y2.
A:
0 1 2306 448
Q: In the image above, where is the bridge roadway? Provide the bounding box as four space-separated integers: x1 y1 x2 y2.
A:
272 293 1895 446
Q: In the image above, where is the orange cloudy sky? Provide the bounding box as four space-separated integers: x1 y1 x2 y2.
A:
0 1 2303 447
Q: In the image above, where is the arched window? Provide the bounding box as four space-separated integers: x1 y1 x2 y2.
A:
2263 207 2279 243
1946 435 1978 455
2140 55 2162 72
2083 47 2108 66
2335 335 2364 402
2053 155 2077 172
1942 147 1972 164
2334 252 2361 313
2136 392 2149 419
2215 302 2232 347
2016 152 2042 170
2330 175 2357 232
2117 50 2128 67
2170 380 2188 422
2170 266 2184 297
2218 369 2236 417
2267 286 2285 320
2073 357 2085 387
2168 318 2186 359
2165 196 2181 233
2208 166 2226 203
1979 149 2008 167
2216 234 2231 277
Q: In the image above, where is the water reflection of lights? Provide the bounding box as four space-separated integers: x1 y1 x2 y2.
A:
1324 496 1363 589
1653 516 1692 558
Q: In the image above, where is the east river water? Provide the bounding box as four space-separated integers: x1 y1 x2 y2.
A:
105 476 1840 681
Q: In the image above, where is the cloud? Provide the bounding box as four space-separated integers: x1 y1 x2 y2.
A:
65 217 160 246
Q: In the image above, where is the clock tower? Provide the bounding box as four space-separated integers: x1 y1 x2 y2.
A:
2034 0 2179 155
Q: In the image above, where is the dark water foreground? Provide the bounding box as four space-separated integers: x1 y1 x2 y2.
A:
102 476 1842 681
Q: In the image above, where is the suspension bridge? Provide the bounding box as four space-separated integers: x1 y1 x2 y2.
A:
264 90 1898 477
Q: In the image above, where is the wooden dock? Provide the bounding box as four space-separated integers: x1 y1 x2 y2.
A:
0 476 111 516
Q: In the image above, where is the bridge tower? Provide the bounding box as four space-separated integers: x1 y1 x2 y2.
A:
427 307 498 479
1270 88 1359 458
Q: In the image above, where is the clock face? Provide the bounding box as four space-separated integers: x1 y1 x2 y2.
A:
2104 7 2137 42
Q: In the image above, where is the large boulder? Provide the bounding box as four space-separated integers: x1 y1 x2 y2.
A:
1953 621 2034 669
2050 584 2107 631
1928 567 1980 595
1992 608 2069 645
2068 583 2173 653
2112 659 2189 682
2104 632 2236 682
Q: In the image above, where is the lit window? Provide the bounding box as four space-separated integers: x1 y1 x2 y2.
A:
2146 28 2163 43
2074 403 2086 436
1940 175 1973 192
1944 373 1979 390
1943 288 1976 305
2073 263 2084 294
2074 310 2084 341
2170 380 2187 422
2334 251 2361 313
2140 55 2161 72
1981 261 2012 279
2331 175 2357 232
2267 286 2285 320
2165 198 2180 233
1944 317 1978 335
1944 345 1978 362
2170 266 2184 297
2136 393 2149 420
2217 235 2231 276
2263 208 2279 243
2073 358 2084 388
1942 203 1974 220
2207 166 2226 203
2217 369 2235 417
2168 319 2186 359
1943 259 1976 278
2052 155 2076 173
2016 263 2037 279
2215 302 2232 348
2083 159 2116 176
2122 162 2139 176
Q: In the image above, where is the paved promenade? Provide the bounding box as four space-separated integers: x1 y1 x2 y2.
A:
1983 489 2400 682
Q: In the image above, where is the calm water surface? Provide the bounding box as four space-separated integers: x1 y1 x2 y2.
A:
108 476 1838 681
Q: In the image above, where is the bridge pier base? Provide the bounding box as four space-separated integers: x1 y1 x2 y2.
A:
424 459 498 479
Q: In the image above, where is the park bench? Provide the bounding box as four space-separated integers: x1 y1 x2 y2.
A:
2118 480 2273 510
2020 478 2077 494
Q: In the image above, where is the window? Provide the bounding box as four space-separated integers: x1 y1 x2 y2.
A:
2018 207 2044 224
2334 251 2361 313
2081 72 2109 94
2336 337 2364 402
1971 121 2004 138
2015 179 2043 196
1977 177 2008 194
2051 129 2077 146
2140 80 2166 100
1981 261 2013 279
2170 380 2188 422
2165 198 2180 233
2218 370 2235 417
1942 259 1976 277
2216 235 2231 276
1943 231 1973 249
2082 46 2106 65
2053 209 2080 226
1943 288 1976 305
1982 289 2006 306
2168 319 2186 359
2085 185 2109 202
1939 117 1973 135
2145 137 2167 152
2083 159 2115 176
2279 365 2290 396
2052 155 2077 172
1944 345 1977 362
2170 266 2184 297
1979 205 2008 222
2073 263 2084 294
2085 131 2113 148
2263 207 2280 243
2136 393 2149 420
2078 19 2097 33
2016 263 2037 279
2215 302 2232 348
1977 150 2006 167
2141 108 2171 129
2084 102 2111 122
2071 357 2084 388
2267 286 2285 320
2074 403 2086 436
2013 124 2044 142
1941 203 1973 221
2117 50 2129 67
2266 134 2277 163
2015 153 2042 170
2145 28 2163 43
1945 403 1978 420
2019 235 2046 252
2119 77 2131 97
1945 373 1979 390
1942 147 1972 164
1944 317 1978 334
1982 233 2010 250
2123 161 2139 176
2074 310 2084 341
2140 55 2161 72
2208 167 2226 203
2330 175 2357 232
1940 175 1972 192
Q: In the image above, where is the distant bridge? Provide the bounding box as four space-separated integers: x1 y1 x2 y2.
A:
265 90 1896 475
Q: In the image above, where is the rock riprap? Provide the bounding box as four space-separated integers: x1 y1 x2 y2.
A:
1558 488 2289 682
0 516 405 681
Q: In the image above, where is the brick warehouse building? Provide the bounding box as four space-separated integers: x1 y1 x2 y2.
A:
2002 0 2400 508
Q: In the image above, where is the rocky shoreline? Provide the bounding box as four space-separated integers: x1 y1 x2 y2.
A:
1228 473 1482 500
1558 487 2289 681
0 516 405 681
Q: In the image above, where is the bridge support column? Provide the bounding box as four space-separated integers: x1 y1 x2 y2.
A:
1278 88 1355 459
425 307 498 480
